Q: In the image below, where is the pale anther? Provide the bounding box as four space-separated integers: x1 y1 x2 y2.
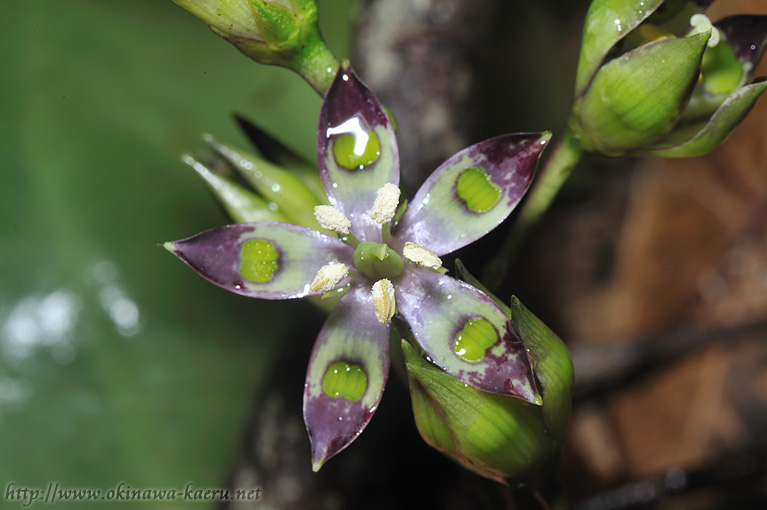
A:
690 14 720 48
314 205 351 234
310 263 349 293
370 183 401 224
371 279 396 324
403 242 442 270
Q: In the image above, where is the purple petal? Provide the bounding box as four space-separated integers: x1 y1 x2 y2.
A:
393 133 550 257
396 266 541 404
317 64 399 241
716 15 767 83
164 223 352 299
303 286 391 471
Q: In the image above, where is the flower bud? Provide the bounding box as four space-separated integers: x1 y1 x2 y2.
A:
403 296 573 484
172 1 262 42
172 0 338 93
572 31 710 155
572 0 767 157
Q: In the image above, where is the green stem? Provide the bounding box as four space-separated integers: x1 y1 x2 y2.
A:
290 30 339 95
484 130 583 289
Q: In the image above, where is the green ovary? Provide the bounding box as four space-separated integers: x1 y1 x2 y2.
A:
239 239 279 283
333 131 381 170
353 242 403 280
456 167 501 213
454 318 498 362
323 361 368 401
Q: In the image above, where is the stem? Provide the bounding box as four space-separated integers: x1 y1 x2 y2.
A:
290 30 339 95
484 129 583 289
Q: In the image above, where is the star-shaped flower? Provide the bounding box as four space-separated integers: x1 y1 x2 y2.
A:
164 65 551 470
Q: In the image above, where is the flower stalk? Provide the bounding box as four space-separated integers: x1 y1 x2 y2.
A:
485 130 583 286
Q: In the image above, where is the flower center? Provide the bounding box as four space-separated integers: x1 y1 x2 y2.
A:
352 242 403 280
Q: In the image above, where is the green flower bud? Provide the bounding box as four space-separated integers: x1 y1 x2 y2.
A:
402 296 573 485
172 0 338 93
572 0 767 157
172 0 262 41
571 31 710 155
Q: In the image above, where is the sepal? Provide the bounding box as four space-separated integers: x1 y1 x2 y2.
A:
181 153 290 224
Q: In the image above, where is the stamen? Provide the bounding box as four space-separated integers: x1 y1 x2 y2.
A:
370 183 401 224
371 279 396 324
314 205 351 234
690 14 719 48
403 242 442 270
310 263 349 293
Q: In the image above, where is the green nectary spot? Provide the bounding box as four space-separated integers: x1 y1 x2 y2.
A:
333 131 381 170
454 318 498 363
701 42 743 95
456 167 501 213
239 239 279 283
322 361 368 401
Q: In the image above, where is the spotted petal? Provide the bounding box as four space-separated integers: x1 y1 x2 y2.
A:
164 223 352 299
317 64 399 240
396 266 541 404
394 133 549 257
303 286 390 471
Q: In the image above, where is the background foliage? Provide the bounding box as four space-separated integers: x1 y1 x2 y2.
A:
0 1 351 507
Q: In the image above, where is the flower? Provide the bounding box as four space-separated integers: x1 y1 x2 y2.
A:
570 0 767 157
164 64 551 470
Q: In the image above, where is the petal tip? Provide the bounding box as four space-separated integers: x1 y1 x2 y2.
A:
311 452 326 472
161 241 177 253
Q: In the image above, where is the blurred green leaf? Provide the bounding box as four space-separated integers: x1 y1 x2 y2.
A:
0 0 352 508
